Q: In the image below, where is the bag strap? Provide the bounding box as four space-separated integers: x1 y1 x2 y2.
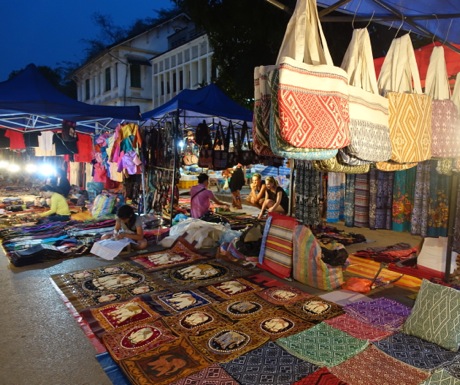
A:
191 187 207 201
425 45 451 100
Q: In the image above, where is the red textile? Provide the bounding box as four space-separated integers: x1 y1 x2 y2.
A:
74 133 93 162
5 130 25 149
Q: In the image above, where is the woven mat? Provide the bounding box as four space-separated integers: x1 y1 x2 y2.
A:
329 345 429 385
293 367 348 385
420 369 460 385
441 354 460 379
119 337 210 385
80 296 161 339
189 323 269 363
51 262 165 312
372 332 458 370
343 297 412 331
130 237 208 272
221 341 319 385
167 364 239 385
283 296 344 323
276 322 369 367
102 319 178 361
325 314 394 342
257 286 313 305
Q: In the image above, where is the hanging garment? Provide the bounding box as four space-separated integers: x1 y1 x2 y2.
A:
369 168 394 230
392 167 417 232
326 172 345 223
294 160 321 226
344 174 356 227
354 173 370 228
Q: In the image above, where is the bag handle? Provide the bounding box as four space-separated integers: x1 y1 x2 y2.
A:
425 46 451 100
276 0 333 66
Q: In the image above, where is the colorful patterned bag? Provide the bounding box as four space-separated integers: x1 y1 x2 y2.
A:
276 0 350 150
292 224 344 290
313 156 370 174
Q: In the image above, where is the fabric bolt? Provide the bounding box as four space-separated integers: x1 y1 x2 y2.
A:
392 167 417 232
353 173 370 227
293 367 348 385
119 337 209 385
343 297 412 331
102 319 178 361
369 168 394 230
420 369 460 385
238 308 314 340
221 341 319 385
276 322 368 367
189 323 269 363
283 296 344 323
329 345 429 385
373 332 458 370
168 364 239 385
257 286 312 306
163 306 231 337
211 292 277 322
294 160 322 226
79 297 161 339
325 314 394 342
326 172 345 223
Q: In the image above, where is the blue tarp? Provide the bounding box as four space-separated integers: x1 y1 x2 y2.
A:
0 64 141 133
317 0 460 46
141 84 252 125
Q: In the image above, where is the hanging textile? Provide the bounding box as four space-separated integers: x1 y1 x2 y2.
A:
410 161 430 236
294 160 321 226
392 167 417 232
452 176 460 253
369 168 394 230
344 174 355 227
354 173 370 228
326 172 345 223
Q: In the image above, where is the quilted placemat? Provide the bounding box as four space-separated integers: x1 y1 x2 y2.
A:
283 296 344 323
276 322 368 367
51 262 165 312
343 297 412 331
167 364 239 385
189 323 269 363
152 259 259 291
441 354 460 379
372 332 458 370
80 296 161 339
102 319 178 361
221 341 319 385
237 308 314 340
130 237 208 272
293 367 348 385
329 345 429 385
119 337 210 385
420 369 460 385
163 306 232 336
212 292 279 322
146 288 217 316
257 285 313 305
203 277 263 301
325 314 394 342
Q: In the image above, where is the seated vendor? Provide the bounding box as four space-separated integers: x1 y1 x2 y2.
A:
101 204 147 250
38 185 71 222
190 173 230 219
246 173 266 208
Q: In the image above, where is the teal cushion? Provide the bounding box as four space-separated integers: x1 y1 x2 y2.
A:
403 279 460 351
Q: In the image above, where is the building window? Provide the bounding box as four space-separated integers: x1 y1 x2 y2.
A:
114 63 118 88
130 64 141 88
85 79 90 100
173 72 177 93
179 70 183 90
105 67 111 92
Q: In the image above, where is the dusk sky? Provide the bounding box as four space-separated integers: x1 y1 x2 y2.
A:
0 0 175 81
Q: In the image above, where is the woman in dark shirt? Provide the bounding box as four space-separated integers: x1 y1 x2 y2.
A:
257 176 289 219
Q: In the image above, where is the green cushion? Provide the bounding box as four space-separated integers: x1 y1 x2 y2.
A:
403 279 460 351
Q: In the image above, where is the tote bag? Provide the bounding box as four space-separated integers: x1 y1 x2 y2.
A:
378 34 432 164
276 0 350 150
425 46 460 158
212 122 229 170
340 28 391 162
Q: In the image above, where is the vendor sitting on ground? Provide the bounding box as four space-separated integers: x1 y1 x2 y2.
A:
101 204 147 250
190 173 230 219
257 176 289 220
246 173 267 208
38 185 71 222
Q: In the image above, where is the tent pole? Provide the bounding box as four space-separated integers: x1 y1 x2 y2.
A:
169 110 180 221
445 172 459 282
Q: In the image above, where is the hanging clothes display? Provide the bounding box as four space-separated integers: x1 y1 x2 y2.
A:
392 167 417 232
294 160 321 226
326 172 345 223
354 173 370 228
344 174 355 227
369 169 394 230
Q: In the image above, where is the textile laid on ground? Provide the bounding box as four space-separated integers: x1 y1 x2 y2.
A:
202 277 263 300
211 292 277 321
283 296 344 323
51 262 165 312
353 242 418 263
293 367 348 385
257 285 313 305
221 341 319 385
130 237 208 271
167 364 239 385
325 313 394 341
119 337 210 385
373 332 458 370
276 322 369 367
343 297 412 331
329 345 429 385
419 368 460 385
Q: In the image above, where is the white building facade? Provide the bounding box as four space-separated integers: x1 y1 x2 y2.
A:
73 14 215 113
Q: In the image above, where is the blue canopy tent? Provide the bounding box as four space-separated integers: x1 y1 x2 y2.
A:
0 64 141 134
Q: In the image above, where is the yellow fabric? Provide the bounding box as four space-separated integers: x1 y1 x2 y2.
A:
39 193 71 217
